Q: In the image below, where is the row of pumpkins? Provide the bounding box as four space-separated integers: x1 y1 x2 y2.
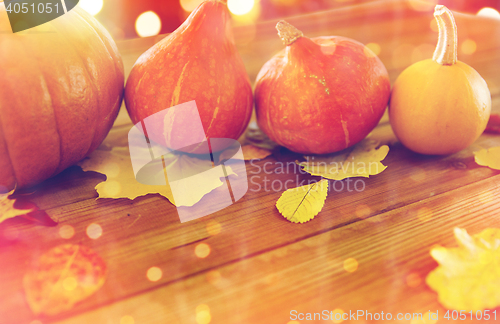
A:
0 1 491 191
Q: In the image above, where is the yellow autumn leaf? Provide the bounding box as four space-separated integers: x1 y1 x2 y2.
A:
276 179 328 223
474 147 500 170
299 139 389 180
23 244 106 316
0 190 35 224
79 145 236 207
426 227 500 311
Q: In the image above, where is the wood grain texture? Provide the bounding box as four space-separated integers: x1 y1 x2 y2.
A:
1 1 500 323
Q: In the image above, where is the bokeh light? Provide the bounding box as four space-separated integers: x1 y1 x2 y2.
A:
287 321 300 324
196 304 211 324
206 221 221 236
146 267 163 282
461 39 477 55
195 243 211 258
79 0 103 16
416 207 433 222
477 7 500 19
135 11 162 38
364 43 381 57
101 180 121 197
355 204 371 219
59 225 75 239
228 0 255 15
206 270 221 285
430 19 438 32
343 258 358 273
86 223 103 239
332 308 345 324
120 315 135 324
180 0 205 12
62 277 78 291
408 0 437 12
406 272 421 287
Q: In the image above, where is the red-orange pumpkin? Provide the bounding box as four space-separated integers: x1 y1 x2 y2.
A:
124 0 253 153
0 4 124 191
255 21 391 154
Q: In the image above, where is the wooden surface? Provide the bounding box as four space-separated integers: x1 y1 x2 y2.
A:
2 0 500 323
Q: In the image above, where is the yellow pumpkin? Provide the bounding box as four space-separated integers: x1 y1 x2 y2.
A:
389 5 491 155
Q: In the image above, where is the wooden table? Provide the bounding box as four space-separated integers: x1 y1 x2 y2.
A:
2 1 500 323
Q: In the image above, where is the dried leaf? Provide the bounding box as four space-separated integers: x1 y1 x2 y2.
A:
485 114 500 134
276 179 328 223
426 228 500 311
244 121 279 150
0 190 35 224
219 144 272 162
79 146 235 207
299 139 389 180
474 147 500 170
23 244 106 316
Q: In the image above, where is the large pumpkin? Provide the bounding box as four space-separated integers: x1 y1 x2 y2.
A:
0 3 124 191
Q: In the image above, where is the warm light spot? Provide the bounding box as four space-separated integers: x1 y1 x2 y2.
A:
230 1 261 23
146 267 163 282
101 180 121 196
364 43 381 57
195 243 211 258
228 0 254 15
59 225 75 239
409 167 426 182
331 309 345 323
180 0 204 12
79 0 103 16
270 0 299 5
411 43 435 63
206 221 221 236
135 11 162 38
62 277 78 291
86 223 102 239
206 270 221 285
477 7 500 19
343 258 358 273
287 321 300 324
120 315 135 324
355 204 371 219
392 44 415 69
408 0 437 12
406 272 421 287
411 311 438 324
429 19 438 32
416 207 433 222
196 304 211 324
461 39 477 55
101 162 120 178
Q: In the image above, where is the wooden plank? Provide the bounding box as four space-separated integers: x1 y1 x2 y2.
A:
2 1 500 323
53 174 500 324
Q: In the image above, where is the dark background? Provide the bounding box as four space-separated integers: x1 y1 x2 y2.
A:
93 0 500 40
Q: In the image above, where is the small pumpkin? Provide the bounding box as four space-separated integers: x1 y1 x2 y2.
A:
0 4 124 190
389 5 491 155
254 21 391 154
124 0 253 154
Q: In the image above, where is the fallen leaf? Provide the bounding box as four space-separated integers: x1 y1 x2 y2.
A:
0 190 35 224
426 227 500 311
276 179 328 223
485 114 500 134
79 146 236 207
219 144 272 162
243 121 279 151
299 139 389 180
474 147 500 170
23 244 106 316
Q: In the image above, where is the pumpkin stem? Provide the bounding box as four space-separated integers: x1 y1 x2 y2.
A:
276 21 304 46
432 5 457 66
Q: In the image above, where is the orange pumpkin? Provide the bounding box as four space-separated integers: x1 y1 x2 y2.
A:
0 4 124 190
124 0 253 154
389 5 491 155
254 21 391 154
